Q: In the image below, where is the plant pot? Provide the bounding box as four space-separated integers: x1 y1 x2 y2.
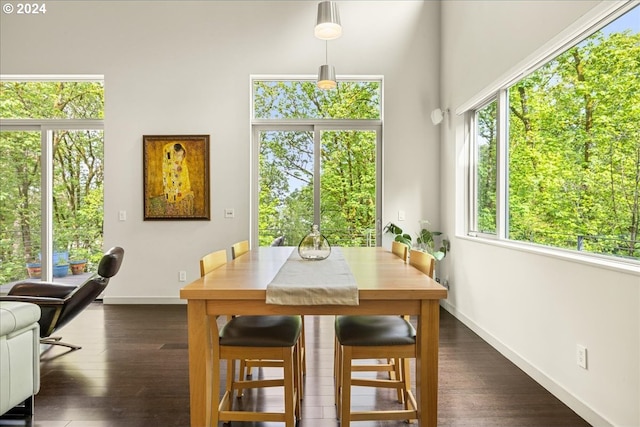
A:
70 260 87 275
26 263 41 278
53 264 69 278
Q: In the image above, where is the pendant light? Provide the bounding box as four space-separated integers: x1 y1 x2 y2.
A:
317 41 337 90
315 1 342 40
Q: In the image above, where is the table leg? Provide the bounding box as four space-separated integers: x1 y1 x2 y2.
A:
187 300 212 427
417 299 440 427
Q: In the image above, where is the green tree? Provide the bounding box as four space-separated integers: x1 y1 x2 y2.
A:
254 81 379 247
507 30 640 258
0 82 104 282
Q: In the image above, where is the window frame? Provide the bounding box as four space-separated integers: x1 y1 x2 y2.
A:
250 75 383 248
0 75 104 281
462 2 640 271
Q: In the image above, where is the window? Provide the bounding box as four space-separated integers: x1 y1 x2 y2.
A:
472 99 498 235
468 4 639 262
0 77 104 282
252 78 382 247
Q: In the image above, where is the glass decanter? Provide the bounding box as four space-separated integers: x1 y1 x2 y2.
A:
298 224 331 260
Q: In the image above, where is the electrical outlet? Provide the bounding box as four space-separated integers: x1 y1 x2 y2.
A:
576 344 587 369
179 271 187 282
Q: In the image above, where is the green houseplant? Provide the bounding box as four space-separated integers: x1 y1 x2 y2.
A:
69 247 92 275
384 220 450 261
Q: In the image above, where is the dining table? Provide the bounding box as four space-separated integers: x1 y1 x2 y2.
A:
179 246 448 427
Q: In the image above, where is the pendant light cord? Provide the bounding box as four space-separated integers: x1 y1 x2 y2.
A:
325 40 329 64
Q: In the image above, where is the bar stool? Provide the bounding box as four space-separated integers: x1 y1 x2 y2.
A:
347 241 409 404
231 240 249 259
216 315 302 427
233 241 307 384
199 249 227 277
334 315 418 425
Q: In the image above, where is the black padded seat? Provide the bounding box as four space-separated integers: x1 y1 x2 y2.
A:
220 315 302 347
335 315 416 346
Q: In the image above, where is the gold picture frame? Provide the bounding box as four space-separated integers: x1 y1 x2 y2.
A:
143 135 210 220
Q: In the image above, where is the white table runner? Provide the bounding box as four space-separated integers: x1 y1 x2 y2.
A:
266 247 359 306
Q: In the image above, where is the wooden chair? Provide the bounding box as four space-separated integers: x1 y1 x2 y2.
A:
409 249 435 278
216 315 303 427
335 249 435 425
348 240 408 403
236 240 307 384
232 240 306 396
231 240 249 259
334 315 418 425
199 249 227 277
202 249 303 426
391 241 408 262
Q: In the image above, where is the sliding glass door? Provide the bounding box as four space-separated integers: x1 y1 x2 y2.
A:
255 126 380 247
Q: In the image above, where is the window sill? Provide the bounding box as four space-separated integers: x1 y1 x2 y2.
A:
457 234 640 277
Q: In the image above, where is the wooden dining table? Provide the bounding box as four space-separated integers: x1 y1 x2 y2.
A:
179 246 448 427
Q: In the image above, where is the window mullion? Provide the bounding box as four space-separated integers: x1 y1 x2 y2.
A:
313 127 321 227
496 90 508 240
468 112 478 234
41 129 54 281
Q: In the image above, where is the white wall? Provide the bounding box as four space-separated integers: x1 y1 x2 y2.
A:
3 1 638 426
0 1 441 300
440 1 639 426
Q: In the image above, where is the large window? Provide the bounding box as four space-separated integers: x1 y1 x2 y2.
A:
252 78 382 247
468 4 639 262
0 78 104 282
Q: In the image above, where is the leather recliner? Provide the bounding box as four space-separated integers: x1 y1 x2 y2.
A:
0 246 124 351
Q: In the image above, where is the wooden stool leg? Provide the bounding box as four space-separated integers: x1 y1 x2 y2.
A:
283 347 296 427
334 336 341 416
340 345 352 426
294 339 302 420
392 357 404 403
301 316 307 376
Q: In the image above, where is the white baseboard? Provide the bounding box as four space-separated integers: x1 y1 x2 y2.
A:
102 296 186 305
440 300 612 427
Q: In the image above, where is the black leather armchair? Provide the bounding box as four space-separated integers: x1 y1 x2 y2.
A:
0 247 124 351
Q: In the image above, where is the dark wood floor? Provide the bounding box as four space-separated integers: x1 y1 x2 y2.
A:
0 304 591 427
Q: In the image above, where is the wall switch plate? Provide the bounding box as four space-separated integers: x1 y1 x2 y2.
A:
576 344 587 369
119 210 127 221
179 271 187 282
398 210 406 221
224 208 235 218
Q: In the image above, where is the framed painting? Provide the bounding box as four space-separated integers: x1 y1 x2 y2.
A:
143 135 210 220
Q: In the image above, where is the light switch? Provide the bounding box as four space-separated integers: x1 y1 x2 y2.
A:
224 208 235 218
119 210 127 221
398 210 406 221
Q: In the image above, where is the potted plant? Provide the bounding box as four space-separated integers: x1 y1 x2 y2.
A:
69 248 90 275
50 250 68 277
384 219 450 267
25 250 71 278
26 260 41 278
70 259 87 275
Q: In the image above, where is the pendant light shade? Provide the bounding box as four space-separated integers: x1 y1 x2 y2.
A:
315 1 342 40
317 64 337 90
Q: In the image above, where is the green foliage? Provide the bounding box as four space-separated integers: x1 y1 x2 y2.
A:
255 81 380 247
476 28 639 259
0 82 104 282
384 221 449 261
